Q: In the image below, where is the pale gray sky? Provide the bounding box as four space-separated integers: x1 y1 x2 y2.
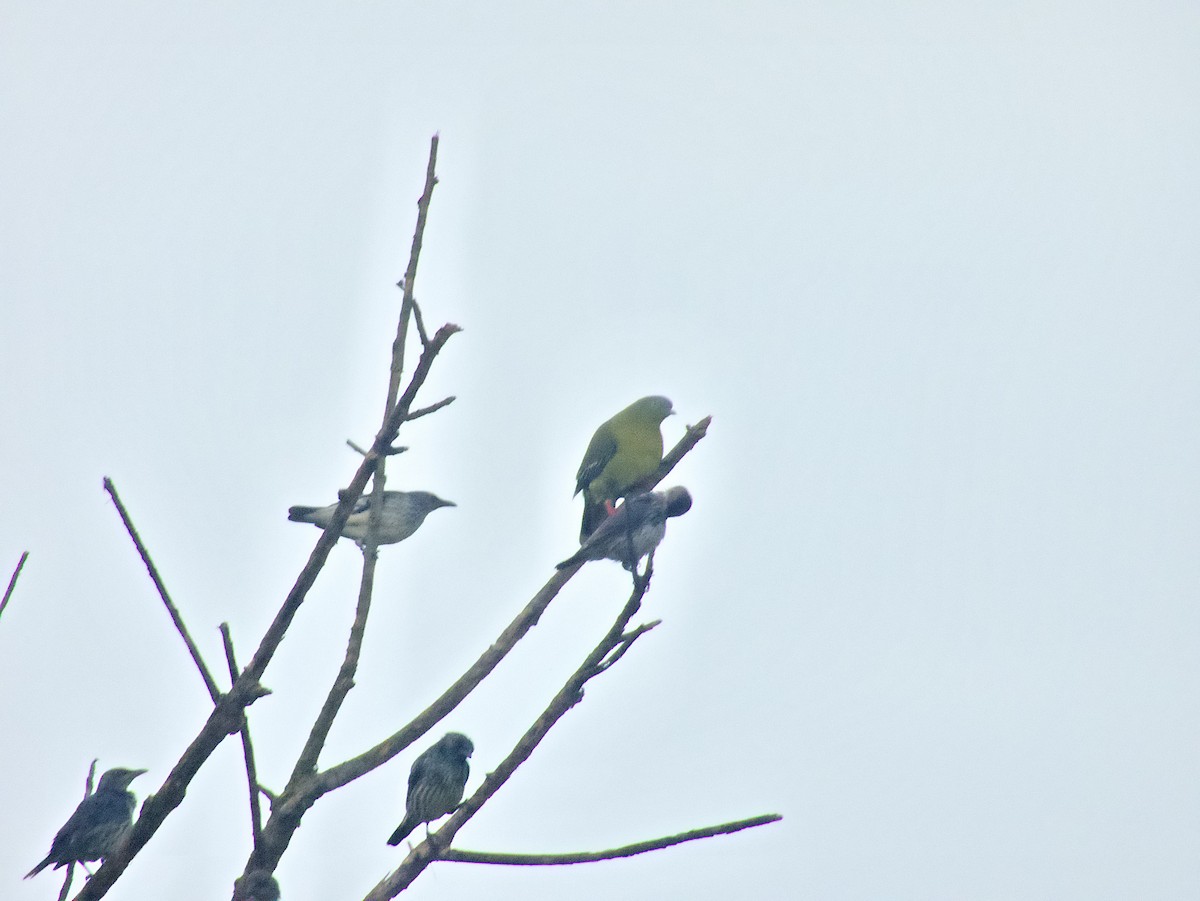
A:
2 3 1198 900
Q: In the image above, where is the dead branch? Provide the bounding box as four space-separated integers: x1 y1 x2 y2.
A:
364 578 657 899
102 479 220 703
0 549 28 622
238 137 449 876
440 814 782 865
243 411 711 875
220 623 263 849
75 323 459 901
405 396 455 421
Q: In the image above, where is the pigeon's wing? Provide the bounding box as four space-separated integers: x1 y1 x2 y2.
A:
574 427 618 495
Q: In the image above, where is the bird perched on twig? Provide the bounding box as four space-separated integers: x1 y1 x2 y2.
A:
575 396 674 541
558 487 693 571
25 767 147 879
287 490 454 546
386 732 474 846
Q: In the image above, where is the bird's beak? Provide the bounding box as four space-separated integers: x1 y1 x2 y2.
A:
128 769 149 782
439 499 457 508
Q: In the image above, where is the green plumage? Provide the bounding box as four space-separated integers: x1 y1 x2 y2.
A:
574 395 674 540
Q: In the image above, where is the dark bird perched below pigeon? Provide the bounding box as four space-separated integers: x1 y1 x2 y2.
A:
386 733 474 846
558 486 693 571
25 767 147 879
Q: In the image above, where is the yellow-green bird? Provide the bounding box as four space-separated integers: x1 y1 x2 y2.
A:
574 395 674 541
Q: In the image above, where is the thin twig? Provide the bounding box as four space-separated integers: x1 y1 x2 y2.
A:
102 479 220 703
364 579 656 899
55 864 73 901
405 396 455 421
0 549 29 622
596 619 661 673
389 133 440 399
411 297 430 347
220 623 263 849
284 536 378 789
440 814 782 865
638 415 712 493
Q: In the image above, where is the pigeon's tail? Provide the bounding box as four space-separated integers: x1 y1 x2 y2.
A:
287 506 319 523
579 499 610 542
386 815 419 847
24 855 53 880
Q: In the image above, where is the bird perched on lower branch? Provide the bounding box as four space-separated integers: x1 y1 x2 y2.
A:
287 490 454 546
575 396 674 541
387 732 474 846
557 487 693 571
25 767 147 879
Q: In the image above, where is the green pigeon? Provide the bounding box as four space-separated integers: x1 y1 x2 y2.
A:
574 395 674 540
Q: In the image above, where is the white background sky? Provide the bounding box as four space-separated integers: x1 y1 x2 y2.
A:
2 3 1198 900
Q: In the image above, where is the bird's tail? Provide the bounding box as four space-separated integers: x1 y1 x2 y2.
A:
287 506 319 522
24 856 53 880
386 815 419 847
556 551 584 570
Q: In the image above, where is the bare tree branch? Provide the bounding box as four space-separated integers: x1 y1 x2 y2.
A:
596 618 661 674
240 408 713 877
231 137 453 878
75 323 459 901
72 677 270 900
405 396 456 421
390 133 439 396
220 623 263 850
284 535 379 788
440 814 782 866
0 549 29 622
410 297 430 347
277 129 444 828
364 576 658 899
638 415 712 493
102 479 220 703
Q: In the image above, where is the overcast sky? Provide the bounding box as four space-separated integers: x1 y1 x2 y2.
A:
2 3 1199 900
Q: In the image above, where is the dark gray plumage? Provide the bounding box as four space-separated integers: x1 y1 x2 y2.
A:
25 767 146 879
557 486 693 571
287 490 454 546
386 732 473 846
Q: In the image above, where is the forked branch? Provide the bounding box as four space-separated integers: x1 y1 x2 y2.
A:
440 813 782 865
